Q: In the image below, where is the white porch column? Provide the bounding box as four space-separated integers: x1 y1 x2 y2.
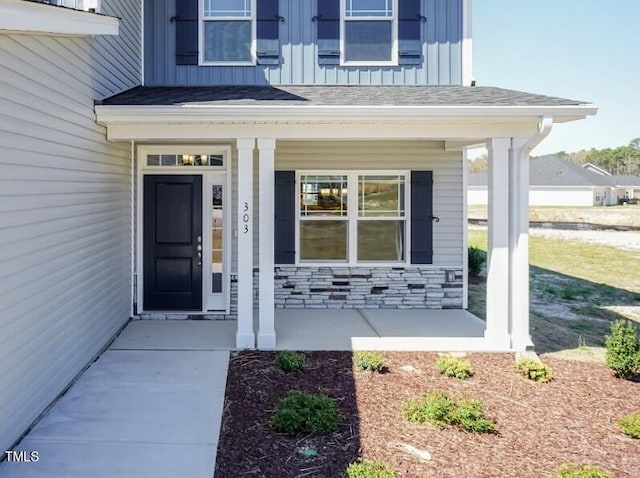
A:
236 138 255 349
485 137 511 349
257 138 276 350
510 139 534 350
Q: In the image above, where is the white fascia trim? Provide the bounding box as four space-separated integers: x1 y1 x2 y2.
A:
0 0 119 36
95 104 598 124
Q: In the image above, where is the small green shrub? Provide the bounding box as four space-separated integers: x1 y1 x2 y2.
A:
276 350 305 372
354 351 385 373
468 246 485 277
605 320 640 379
516 358 553 383
403 391 496 434
436 356 473 380
454 398 497 434
552 463 613 478
270 390 342 435
619 411 640 439
343 459 397 478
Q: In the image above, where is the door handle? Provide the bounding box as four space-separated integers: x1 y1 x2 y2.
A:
196 236 202 266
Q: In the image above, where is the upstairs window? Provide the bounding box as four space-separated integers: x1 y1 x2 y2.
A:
342 0 397 65
201 0 255 64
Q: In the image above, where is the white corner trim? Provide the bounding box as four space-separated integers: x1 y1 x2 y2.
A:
462 0 473 86
0 0 119 36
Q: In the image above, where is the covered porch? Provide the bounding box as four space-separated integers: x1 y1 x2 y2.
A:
96 85 597 352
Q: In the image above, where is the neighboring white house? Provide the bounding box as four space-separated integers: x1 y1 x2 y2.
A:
468 156 640 207
0 0 597 456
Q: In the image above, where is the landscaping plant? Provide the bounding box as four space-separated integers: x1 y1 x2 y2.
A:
270 389 342 435
436 356 473 379
618 411 640 439
605 319 640 379
516 357 553 383
276 350 305 372
468 246 485 276
343 459 397 478
403 391 496 433
354 351 385 372
551 463 613 478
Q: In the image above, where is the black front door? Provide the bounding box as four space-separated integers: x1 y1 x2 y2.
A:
144 175 202 311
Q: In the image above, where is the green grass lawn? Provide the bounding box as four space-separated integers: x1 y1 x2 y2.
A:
468 228 640 356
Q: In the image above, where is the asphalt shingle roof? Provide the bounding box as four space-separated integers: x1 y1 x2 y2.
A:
468 156 640 187
100 85 588 107
611 174 640 187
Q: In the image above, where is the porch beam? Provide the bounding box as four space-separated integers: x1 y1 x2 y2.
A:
103 122 541 142
484 137 511 349
257 138 277 350
236 138 255 349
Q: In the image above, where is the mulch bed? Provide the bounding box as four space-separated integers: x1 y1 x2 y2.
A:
214 352 640 478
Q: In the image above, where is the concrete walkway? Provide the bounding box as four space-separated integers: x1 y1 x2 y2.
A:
0 322 229 478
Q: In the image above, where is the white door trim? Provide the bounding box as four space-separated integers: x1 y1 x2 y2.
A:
136 145 232 314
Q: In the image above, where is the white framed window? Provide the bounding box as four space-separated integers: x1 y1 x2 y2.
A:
341 0 398 65
297 171 408 264
200 0 256 65
299 174 349 262
145 154 224 167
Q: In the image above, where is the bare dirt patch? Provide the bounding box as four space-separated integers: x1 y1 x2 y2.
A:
215 351 640 478
468 205 640 228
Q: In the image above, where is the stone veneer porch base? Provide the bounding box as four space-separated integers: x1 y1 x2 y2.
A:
136 266 463 320
271 266 463 310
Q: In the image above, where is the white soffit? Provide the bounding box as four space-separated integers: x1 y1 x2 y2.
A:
0 0 119 36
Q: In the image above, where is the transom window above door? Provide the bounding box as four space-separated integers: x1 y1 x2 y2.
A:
342 0 397 64
201 0 255 64
146 154 224 167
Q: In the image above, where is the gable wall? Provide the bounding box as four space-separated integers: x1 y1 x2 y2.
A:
0 0 141 452
144 0 462 86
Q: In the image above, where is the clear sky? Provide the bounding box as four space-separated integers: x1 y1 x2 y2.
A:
472 0 640 156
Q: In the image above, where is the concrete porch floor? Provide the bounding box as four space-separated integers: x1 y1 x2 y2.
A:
114 308 487 352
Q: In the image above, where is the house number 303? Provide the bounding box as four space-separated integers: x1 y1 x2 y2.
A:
242 202 249 233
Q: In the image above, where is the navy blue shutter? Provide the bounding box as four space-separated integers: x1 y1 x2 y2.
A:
316 0 340 65
275 171 296 264
411 171 434 264
175 0 198 65
398 0 423 65
257 0 281 65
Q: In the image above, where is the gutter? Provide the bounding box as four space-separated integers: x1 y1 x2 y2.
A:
95 104 598 125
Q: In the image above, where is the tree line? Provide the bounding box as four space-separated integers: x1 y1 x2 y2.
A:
549 138 640 176
468 138 640 176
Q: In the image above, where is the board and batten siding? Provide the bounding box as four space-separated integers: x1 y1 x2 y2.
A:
0 0 141 452
144 0 462 86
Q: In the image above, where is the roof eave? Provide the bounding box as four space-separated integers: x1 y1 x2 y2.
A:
95 104 598 125
0 0 119 36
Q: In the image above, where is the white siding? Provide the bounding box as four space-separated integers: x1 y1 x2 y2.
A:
467 187 488 206
0 0 141 452
468 186 597 207
273 141 464 267
530 187 595 207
